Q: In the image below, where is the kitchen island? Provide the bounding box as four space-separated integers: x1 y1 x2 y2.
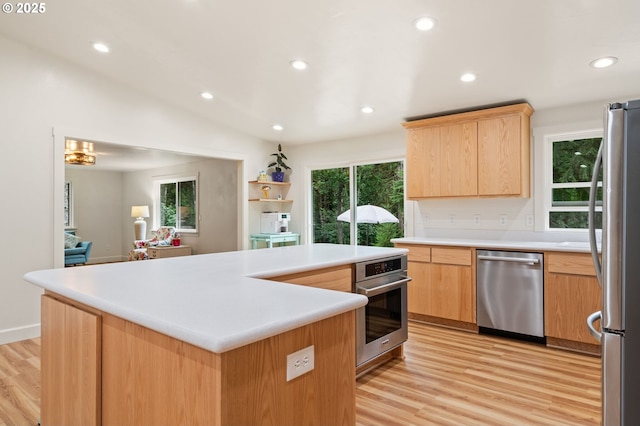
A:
25 243 407 426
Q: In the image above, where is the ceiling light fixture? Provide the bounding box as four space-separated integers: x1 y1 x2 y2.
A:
272 124 284 131
92 42 110 53
413 17 437 31
361 106 375 114
290 60 308 70
590 56 618 69
65 139 96 166
201 92 214 100
460 73 476 82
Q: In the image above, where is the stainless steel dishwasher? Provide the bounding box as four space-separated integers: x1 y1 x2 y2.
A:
476 250 544 340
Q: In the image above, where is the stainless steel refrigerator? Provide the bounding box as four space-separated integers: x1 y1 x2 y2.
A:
587 100 640 426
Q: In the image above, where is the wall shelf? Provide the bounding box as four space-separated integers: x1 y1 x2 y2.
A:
249 199 293 203
248 180 292 203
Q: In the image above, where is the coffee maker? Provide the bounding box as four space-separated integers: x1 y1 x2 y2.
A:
260 212 291 234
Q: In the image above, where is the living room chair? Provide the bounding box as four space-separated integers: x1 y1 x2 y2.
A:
128 226 176 261
65 241 93 266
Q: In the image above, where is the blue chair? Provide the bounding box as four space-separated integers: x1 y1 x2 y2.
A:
64 241 93 266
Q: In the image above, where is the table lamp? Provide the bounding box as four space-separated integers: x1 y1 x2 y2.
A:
131 205 150 240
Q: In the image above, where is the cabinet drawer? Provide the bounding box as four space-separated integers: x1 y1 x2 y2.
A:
431 247 472 266
396 244 431 263
547 253 597 276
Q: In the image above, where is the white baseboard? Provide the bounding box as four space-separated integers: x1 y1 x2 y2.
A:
0 323 41 345
88 255 126 264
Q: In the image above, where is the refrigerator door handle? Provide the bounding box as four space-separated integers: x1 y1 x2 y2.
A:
588 142 603 285
586 310 602 343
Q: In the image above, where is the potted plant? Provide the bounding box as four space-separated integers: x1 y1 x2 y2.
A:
268 144 291 182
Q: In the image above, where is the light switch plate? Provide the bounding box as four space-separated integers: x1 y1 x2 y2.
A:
286 345 314 381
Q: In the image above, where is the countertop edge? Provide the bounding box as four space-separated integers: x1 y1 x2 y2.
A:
391 237 597 253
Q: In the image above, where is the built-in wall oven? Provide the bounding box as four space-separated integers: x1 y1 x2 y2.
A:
354 255 410 367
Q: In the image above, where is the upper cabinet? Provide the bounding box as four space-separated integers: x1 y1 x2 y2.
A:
403 103 534 199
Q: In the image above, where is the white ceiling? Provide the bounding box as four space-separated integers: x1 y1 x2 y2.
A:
2 0 639 146
63 141 204 172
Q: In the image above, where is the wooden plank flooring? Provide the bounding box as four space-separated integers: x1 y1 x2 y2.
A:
0 321 601 426
356 322 601 426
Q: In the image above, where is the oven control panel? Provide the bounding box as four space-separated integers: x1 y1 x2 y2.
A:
365 257 403 277
356 255 407 282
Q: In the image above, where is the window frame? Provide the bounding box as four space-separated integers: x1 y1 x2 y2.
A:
64 181 73 228
543 129 603 231
308 159 405 246
153 174 199 234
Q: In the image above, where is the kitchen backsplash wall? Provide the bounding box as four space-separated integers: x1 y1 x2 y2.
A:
409 197 594 243
413 197 534 233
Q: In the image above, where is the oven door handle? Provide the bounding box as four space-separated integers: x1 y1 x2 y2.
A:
356 276 411 297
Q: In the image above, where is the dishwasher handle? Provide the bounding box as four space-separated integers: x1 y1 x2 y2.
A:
477 255 540 265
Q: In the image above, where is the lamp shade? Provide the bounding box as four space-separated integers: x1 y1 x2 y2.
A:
131 205 150 218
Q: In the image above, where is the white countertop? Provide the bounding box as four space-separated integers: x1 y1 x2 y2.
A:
24 244 407 353
391 237 597 253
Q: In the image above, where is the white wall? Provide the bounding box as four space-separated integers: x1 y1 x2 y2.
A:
289 97 640 243
122 157 239 255
65 168 124 263
0 34 272 344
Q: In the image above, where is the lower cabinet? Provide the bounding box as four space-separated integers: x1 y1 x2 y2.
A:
396 244 475 325
41 292 357 425
545 252 602 352
41 295 101 426
266 264 353 292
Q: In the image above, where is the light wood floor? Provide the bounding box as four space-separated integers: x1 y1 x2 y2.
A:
356 322 602 426
0 321 601 426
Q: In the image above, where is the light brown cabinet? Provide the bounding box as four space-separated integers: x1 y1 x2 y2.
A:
41 292 356 425
396 244 475 326
41 295 101 426
403 103 533 199
266 264 353 292
544 252 602 353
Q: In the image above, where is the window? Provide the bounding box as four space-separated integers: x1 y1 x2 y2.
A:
64 181 73 227
546 131 602 230
311 161 404 246
155 175 198 233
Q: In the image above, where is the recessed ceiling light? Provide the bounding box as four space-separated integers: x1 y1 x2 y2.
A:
361 106 375 114
413 17 437 31
590 56 618 69
290 60 308 70
272 124 284 131
92 42 110 53
460 73 476 82
201 92 214 100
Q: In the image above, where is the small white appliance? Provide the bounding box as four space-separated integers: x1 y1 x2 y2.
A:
261 212 291 234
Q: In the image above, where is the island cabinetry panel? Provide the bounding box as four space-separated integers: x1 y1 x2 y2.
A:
404 102 533 199
102 310 355 426
544 252 602 354
395 244 476 328
41 295 101 426
266 264 353 292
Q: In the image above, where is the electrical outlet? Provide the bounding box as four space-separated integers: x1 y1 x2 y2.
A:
449 214 456 225
421 213 430 224
526 215 534 227
499 214 507 226
473 214 481 225
286 345 314 381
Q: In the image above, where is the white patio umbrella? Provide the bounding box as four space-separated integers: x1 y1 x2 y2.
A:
336 205 399 224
